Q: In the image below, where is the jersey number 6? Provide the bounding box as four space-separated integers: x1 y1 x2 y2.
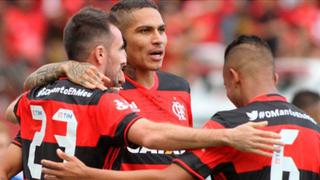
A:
28 105 78 179
271 129 299 180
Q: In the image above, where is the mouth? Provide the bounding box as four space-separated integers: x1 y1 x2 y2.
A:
149 49 164 61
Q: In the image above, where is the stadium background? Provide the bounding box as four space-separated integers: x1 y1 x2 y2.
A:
0 0 319 137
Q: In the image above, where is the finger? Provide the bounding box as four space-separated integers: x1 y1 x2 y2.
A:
96 84 107 91
41 160 62 170
42 167 63 177
86 68 102 83
101 75 112 87
253 142 281 152
82 74 103 87
255 137 283 146
249 121 268 128
81 80 97 89
249 149 273 158
57 149 72 162
255 129 281 139
44 174 59 180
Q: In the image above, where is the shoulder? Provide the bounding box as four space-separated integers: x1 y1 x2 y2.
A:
27 79 117 105
210 103 265 128
157 71 190 92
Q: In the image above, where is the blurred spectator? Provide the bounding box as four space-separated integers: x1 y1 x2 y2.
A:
292 90 320 124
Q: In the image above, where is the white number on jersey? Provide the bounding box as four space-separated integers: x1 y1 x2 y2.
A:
271 129 299 180
28 105 78 179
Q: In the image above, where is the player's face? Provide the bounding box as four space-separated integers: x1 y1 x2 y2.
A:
123 8 167 72
105 25 127 87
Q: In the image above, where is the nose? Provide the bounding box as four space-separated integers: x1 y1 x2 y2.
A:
152 30 165 45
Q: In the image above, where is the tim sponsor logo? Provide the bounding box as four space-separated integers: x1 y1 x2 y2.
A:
246 109 316 124
37 86 93 98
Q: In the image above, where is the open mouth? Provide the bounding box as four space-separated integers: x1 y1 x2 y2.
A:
149 50 164 61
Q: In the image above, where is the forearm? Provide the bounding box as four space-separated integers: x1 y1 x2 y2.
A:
23 61 70 90
128 118 229 150
0 144 23 179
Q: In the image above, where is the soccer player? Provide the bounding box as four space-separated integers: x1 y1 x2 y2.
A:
23 0 193 170
41 35 320 180
292 90 320 124
0 7 282 180
18 0 280 171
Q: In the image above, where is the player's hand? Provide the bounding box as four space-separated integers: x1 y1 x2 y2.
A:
41 149 89 180
226 121 283 157
63 61 112 90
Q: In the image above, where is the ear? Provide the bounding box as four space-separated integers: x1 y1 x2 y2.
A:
274 72 279 85
229 68 240 86
94 45 107 65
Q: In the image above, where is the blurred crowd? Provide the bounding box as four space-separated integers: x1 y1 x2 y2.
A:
1 0 320 134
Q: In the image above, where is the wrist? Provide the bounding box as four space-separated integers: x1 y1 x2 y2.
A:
61 61 73 76
221 129 233 146
82 166 93 179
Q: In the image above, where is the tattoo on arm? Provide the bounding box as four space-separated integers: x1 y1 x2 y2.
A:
24 62 66 90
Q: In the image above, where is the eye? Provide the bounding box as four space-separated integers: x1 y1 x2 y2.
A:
139 28 149 34
121 65 127 71
159 26 165 34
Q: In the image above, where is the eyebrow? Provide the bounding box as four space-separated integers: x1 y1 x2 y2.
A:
136 23 166 30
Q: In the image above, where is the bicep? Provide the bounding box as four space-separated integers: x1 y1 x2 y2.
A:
5 94 23 124
127 118 152 145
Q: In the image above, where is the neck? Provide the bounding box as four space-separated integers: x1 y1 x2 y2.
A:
241 80 278 105
124 65 155 89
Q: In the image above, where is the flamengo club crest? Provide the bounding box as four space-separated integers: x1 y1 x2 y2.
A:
172 98 186 120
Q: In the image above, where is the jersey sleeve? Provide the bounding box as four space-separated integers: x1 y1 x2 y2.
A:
173 120 237 179
96 93 142 147
186 85 193 127
13 93 28 124
13 131 22 147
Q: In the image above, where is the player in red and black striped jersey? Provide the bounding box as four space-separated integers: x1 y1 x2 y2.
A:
39 35 319 180
111 71 193 170
0 9 283 180
13 79 141 179
175 94 320 180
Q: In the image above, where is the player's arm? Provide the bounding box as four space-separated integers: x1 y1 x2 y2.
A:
23 61 110 91
129 119 281 157
0 144 23 180
42 150 192 180
4 93 25 124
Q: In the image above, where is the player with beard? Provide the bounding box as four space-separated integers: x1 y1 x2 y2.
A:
41 35 320 180
6 0 282 175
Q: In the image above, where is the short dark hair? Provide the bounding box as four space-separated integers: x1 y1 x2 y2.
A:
111 0 158 13
110 0 159 31
63 7 113 61
224 35 272 61
292 90 320 109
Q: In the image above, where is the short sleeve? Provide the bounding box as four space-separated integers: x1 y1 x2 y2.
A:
13 131 22 147
96 93 142 147
173 120 236 179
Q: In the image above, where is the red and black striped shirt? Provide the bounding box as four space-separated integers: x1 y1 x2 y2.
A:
14 79 141 180
108 71 193 170
174 94 320 180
